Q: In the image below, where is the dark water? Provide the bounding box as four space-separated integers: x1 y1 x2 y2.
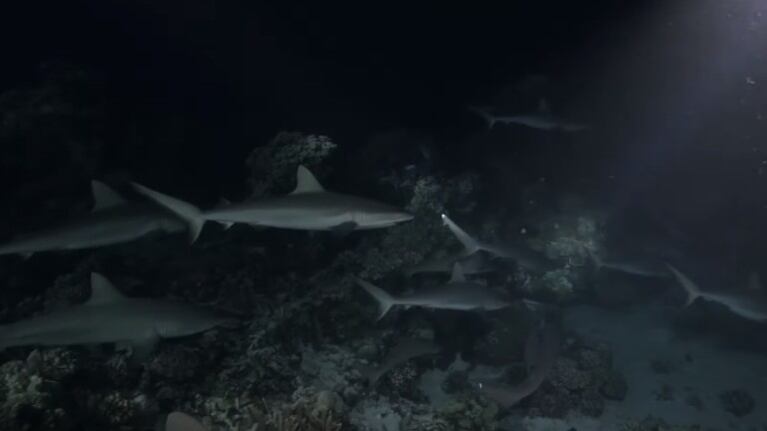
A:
0 1 766 430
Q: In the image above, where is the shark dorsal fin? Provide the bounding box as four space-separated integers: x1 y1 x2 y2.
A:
748 271 762 290
87 272 126 306
450 262 467 283
91 181 126 212
292 165 325 194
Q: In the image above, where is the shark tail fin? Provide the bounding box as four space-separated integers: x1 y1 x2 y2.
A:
217 221 235 231
131 182 205 244
441 213 482 255
665 264 701 307
469 106 495 129
353 276 396 321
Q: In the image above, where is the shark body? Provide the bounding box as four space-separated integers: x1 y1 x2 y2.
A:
590 250 669 278
0 181 185 258
133 165 413 243
441 214 555 272
469 104 589 132
356 263 511 320
0 273 233 360
362 337 440 385
666 264 767 322
475 324 561 407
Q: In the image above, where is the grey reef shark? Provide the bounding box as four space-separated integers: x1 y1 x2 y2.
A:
132 165 414 243
0 181 186 258
355 262 511 320
0 273 234 362
469 99 589 132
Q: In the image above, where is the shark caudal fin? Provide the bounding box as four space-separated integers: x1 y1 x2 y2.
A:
353 277 396 320
131 182 205 244
665 264 701 307
468 106 496 129
441 213 483 255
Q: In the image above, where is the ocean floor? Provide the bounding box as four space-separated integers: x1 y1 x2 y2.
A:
505 303 767 431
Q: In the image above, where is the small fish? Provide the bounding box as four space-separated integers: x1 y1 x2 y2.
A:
133 165 414 243
362 337 440 385
355 263 511 320
666 264 767 322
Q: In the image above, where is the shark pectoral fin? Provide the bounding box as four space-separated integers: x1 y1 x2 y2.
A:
331 221 358 236
130 333 160 364
217 221 235 231
91 180 127 212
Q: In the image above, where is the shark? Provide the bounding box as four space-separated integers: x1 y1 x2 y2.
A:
405 251 493 278
666 264 767 322
361 337 440 386
132 165 414 243
468 100 589 132
475 323 561 407
0 181 186 258
0 273 234 360
355 263 511 320
589 250 670 278
441 214 555 272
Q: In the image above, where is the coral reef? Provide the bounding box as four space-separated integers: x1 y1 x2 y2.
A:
435 396 498 431
526 336 626 418
518 207 607 302
0 360 54 430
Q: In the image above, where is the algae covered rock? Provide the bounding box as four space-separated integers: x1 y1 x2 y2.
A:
719 388 755 417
